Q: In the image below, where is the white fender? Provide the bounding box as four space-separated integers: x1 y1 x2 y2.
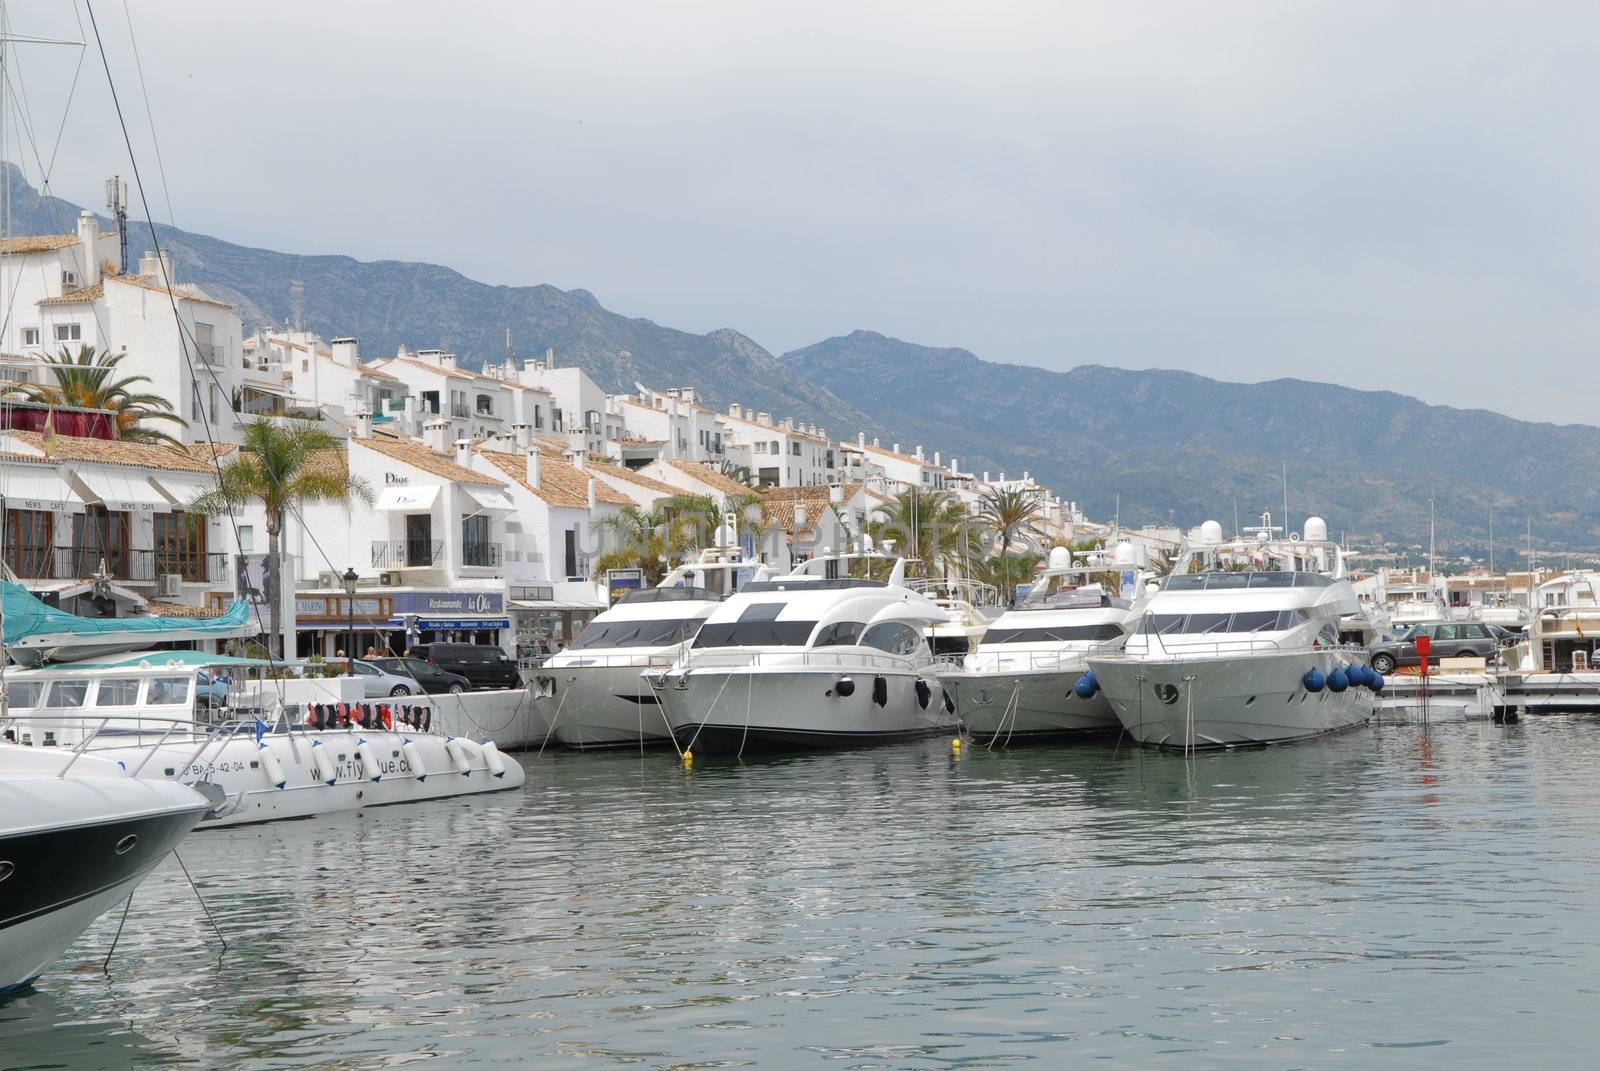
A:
480 739 507 779
402 737 427 781
258 740 287 790
444 736 473 776
310 738 338 785
356 737 383 783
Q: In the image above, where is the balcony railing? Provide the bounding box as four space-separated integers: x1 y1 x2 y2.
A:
450 404 472 418
371 539 445 569
196 342 222 365
7 547 226 583
461 543 503 569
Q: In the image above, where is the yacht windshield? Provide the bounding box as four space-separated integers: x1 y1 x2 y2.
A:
1165 571 1329 591
1139 609 1308 634
694 621 817 647
982 624 1124 644
572 618 704 649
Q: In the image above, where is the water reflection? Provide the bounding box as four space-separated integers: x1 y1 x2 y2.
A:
4 720 1597 1067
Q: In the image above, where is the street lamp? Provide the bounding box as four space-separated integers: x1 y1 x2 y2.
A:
342 566 359 677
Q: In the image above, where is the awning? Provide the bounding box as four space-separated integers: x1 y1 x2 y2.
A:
464 487 516 513
148 473 217 506
72 470 169 511
0 466 79 507
509 599 604 612
376 485 441 511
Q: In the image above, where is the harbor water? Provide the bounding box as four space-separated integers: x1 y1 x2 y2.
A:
4 718 1597 1069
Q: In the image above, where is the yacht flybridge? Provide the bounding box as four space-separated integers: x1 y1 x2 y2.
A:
944 542 1153 743
1087 516 1383 750
532 549 775 749
648 552 957 755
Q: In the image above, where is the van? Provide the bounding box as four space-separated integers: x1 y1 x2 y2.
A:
409 642 522 690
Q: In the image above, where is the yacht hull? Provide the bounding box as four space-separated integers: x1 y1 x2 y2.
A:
943 669 1119 742
1089 649 1376 749
654 667 957 756
0 783 205 993
535 665 674 750
86 730 526 828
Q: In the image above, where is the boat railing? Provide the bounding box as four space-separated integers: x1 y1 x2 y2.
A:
548 652 678 669
677 649 923 673
1092 638 1369 662
906 578 1003 608
946 636 1127 675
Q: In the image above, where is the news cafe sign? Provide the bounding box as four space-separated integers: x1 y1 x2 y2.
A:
391 590 503 615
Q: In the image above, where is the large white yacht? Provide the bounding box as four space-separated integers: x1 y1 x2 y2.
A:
1088 516 1382 750
531 549 773 749
944 543 1152 743
0 746 210 993
648 553 955 755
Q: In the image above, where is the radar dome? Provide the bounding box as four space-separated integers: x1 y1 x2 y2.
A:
1303 516 1329 542
1114 540 1140 566
1198 520 1224 545
1047 546 1072 570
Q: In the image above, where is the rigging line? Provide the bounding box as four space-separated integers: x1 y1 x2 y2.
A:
44 2 90 184
82 0 277 661
119 0 173 229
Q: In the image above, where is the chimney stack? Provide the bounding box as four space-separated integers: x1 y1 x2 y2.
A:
933 451 941 466
858 431 866 447
454 438 473 467
422 418 450 455
729 403 743 419
331 337 359 368
526 449 542 489
512 423 532 450
77 211 100 287
353 412 372 440
586 477 598 511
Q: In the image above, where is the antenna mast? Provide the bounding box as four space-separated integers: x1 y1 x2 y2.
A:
105 175 128 273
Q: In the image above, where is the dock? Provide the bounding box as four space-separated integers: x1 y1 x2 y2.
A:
1378 671 1600 722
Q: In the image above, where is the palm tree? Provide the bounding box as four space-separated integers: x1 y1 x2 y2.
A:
712 458 753 485
867 488 968 572
2 345 186 445
977 486 1047 606
592 505 699 586
188 420 373 658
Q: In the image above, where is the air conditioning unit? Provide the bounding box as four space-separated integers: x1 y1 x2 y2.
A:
380 570 404 586
317 570 341 588
155 574 183 598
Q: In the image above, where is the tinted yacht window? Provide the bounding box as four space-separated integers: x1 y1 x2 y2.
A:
813 621 867 647
861 622 925 656
694 620 817 647
573 618 703 649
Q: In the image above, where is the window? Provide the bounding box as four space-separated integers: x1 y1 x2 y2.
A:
44 680 90 707
5 509 53 578
1139 610 1307 634
860 622 925 657
21 327 38 346
462 513 492 567
790 442 801 456
238 525 255 553
571 618 704 649
769 440 779 454
982 624 1125 644
1434 624 1459 641
146 677 190 705
476 393 494 415
155 510 209 581
812 621 867 647
6 681 43 708
72 506 130 579
54 323 82 342
95 679 142 706
533 404 543 430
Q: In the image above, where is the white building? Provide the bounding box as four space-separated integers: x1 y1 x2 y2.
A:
0 215 251 443
715 403 833 487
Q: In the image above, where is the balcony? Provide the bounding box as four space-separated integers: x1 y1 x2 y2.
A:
8 547 226 583
461 542 503 569
450 403 472 419
371 539 445 569
196 342 223 365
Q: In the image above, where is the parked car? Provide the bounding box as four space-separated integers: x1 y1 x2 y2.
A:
1368 621 1500 674
408 643 522 690
195 669 232 707
368 656 470 695
346 659 420 697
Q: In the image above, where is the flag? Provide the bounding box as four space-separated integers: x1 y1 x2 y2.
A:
41 408 57 458
253 716 269 743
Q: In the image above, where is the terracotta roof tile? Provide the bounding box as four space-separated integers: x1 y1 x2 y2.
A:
106 273 233 310
37 282 105 306
1 430 222 472
356 436 503 486
659 459 753 496
2 231 116 255
476 446 631 509
584 458 684 496
763 484 847 529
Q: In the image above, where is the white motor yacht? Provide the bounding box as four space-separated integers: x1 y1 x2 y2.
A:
1088 516 1382 750
3 650 524 828
531 549 772 749
0 746 210 994
943 543 1152 743
648 553 956 755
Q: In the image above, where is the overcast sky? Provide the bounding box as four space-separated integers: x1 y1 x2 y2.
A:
12 1 1599 424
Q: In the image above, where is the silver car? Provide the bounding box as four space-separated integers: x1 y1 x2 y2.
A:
347 659 419 697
